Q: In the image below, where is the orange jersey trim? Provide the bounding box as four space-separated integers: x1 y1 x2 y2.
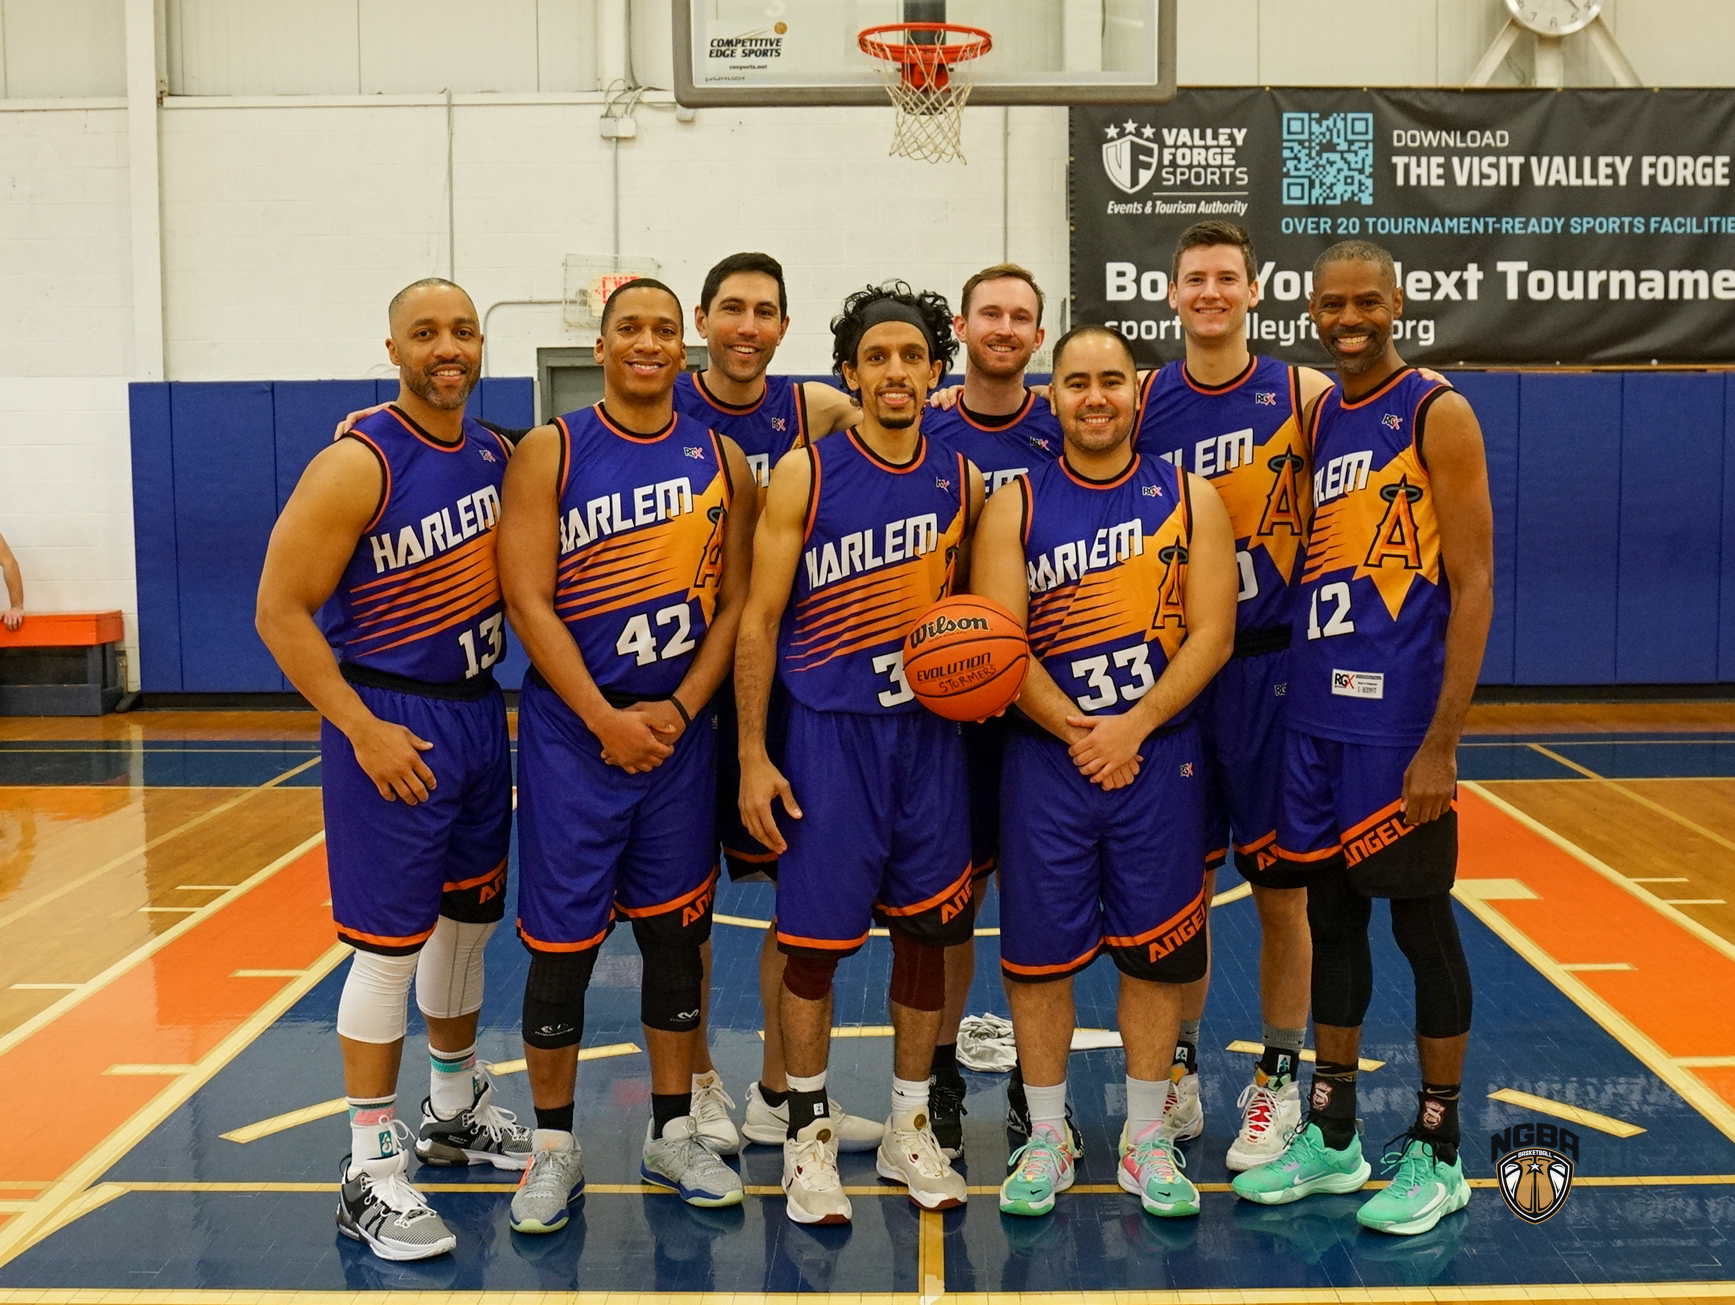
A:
849 429 927 474
876 863 973 918
336 922 438 950
614 866 720 920
722 846 778 864
1181 356 1256 396
1002 942 1102 977
957 390 1036 431
776 928 870 951
1102 889 1207 950
1336 366 1417 411
1060 451 1141 491
443 858 507 894
1233 830 1279 858
345 431 393 535
1272 841 1342 864
516 920 611 953
594 402 677 443
385 405 468 454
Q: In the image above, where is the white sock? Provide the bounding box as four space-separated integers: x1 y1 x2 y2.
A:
1126 1075 1169 1140
532 1128 574 1151
1025 1079 1068 1138
348 1096 397 1166
891 1075 930 1130
429 1042 478 1118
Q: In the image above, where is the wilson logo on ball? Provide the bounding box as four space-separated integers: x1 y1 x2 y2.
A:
902 596 1031 723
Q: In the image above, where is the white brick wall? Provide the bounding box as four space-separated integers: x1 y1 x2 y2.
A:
0 377 137 686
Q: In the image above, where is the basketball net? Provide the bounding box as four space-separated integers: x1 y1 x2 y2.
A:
860 23 991 165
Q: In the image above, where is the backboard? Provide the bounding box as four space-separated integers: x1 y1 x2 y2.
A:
671 0 1176 107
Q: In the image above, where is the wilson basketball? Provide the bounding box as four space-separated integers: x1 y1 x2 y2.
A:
903 596 1029 722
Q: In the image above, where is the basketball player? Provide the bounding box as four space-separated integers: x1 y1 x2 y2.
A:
1135 222 1333 1170
497 278 755 1230
736 282 982 1224
675 251 879 1158
257 278 530 1262
918 263 1061 1159
1232 241 1491 1237
971 323 1236 1220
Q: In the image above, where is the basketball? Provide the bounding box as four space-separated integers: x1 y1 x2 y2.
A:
903 595 1029 722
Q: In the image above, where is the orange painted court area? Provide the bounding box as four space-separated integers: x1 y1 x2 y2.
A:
0 843 333 1190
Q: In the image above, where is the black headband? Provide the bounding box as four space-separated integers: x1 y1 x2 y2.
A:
839 298 938 367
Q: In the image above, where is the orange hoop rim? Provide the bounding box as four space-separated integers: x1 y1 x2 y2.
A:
858 22 992 69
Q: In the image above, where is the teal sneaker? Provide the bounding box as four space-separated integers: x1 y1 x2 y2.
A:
1118 1121 1199 1217
1231 1122 1371 1205
999 1124 1074 1217
1355 1136 1470 1235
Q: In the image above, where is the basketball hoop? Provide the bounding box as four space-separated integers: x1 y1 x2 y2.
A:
858 22 991 165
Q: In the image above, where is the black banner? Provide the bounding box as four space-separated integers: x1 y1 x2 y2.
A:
1069 89 1735 367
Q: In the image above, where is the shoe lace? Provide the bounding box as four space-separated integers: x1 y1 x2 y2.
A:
367 1123 435 1217
670 1133 733 1180
693 1076 737 1122
1236 1082 1280 1140
789 1136 843 1192
1130 1134 1185 1182
471 1101 526 1144
896 1119 955 1179
1275 1119 1322 1171
931 1077 967 1116
1379 1131 1439 1193
1010 1132 1064 1185
520 1143 579 1197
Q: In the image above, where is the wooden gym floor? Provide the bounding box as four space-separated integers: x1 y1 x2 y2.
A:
0 703 1731 1303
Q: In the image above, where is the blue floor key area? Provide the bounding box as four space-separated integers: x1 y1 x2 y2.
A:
3 845 1734 1296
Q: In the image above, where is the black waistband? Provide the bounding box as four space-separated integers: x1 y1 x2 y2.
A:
522 663 665 709
1233 625 1292 658
341 661 498 701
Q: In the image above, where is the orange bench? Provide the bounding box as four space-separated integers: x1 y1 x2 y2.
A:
0 610 127 716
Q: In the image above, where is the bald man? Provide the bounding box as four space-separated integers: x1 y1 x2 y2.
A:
258 278 530 1263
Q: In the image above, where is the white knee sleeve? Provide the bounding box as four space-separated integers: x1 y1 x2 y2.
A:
416 917 496 1020
335 948 421 1044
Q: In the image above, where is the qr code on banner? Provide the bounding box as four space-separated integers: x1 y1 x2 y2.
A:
1281 112 1374 206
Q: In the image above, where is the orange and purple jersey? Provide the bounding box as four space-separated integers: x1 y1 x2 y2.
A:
673 370 809 491
1136 355 1310 639
778 431 968 715
550 404 732 699
321 406 511 684
924 389 1061 496
1022 452 1194 720
1287 367 1455 746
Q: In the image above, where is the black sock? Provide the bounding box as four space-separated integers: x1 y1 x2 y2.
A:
758 1084 788 1108
535 1101 575 1133
1308 1060 1359 1150
1259 1043 1301 1084
1172 1039 1198 1074
651 1092 692 1139
930 1042 961 1082
1416 1083 1461 1164
786 1088 830 1140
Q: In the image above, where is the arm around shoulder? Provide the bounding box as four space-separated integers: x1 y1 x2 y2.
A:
801 380 860 436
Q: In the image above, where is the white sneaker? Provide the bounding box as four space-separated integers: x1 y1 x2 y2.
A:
1163 1071 1204 1142
876 1113 967 1211
690 1071 741 1156
783 1118 851 1225
1226 1075 1303 1173
742 1081 884 1152
336 1139 456 1262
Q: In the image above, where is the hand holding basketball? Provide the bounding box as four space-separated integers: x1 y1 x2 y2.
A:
904 595 1030 722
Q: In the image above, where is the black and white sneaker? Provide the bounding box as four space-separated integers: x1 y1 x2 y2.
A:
929 1073 967 1159
1005 1064 1083 1163
336 1139 457 1262
416 1073 532 1170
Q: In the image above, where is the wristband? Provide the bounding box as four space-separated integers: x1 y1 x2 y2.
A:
668 695 692 727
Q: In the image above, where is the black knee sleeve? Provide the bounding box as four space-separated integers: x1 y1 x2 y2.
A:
1390 892 1473 1038
889 929 946 1011
1307 859 1375 1029
783 950 840 1001
632 917 706 1032
522 948 599 1050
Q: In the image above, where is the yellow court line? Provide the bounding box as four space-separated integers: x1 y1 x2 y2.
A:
0 755 320 937
175 884 234 892
1528 742 1735 861
1488 1087 1646 1137
231 969 307 978
8 984 78 991
1 1290 1733 1305
1211 881 1252 906
1663 898 1727 905
0 829 328 1063
716 913 1004 938
103 1065 197 1076
1675 1055 1735 1068
1560 962 1636 971
758 1026 894 1040
918 1207 944 1305
1223 1040 1384 1072
0 931 351 1268
220 1044 642 1144
138 906 199 913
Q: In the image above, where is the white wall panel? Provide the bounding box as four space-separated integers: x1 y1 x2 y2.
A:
538 0 600 92
1178 0 1258 87
1610 0 1735 85
358 0 541 93
1256 0 1441 86
0 377 137 684
167 0 361 95
2 0 125 98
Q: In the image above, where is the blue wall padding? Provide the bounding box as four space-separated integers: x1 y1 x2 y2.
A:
167 382 284 692
1514 372 1623 684
128 383 181 692
1617 372 1723 683
1450 372 1518 685
128 372 1735 689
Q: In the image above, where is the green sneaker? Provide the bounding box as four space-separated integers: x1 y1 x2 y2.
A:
1231 1122 1371 1206
1118 1121 1199 1217
1356 1136 1470 1235
999 1124 1075 1217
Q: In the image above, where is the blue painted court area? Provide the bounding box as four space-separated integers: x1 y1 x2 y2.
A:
3 842 1733 1296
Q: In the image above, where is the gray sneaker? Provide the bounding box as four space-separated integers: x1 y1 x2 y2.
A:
509 1135 585 1234
417 1074 532 1170
336 1136 457 1262
640 1116 745 1207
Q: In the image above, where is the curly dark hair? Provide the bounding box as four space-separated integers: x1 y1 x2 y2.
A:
829 281 958 384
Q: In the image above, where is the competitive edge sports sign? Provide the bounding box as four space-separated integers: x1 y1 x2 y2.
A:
1070 89 1735 367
